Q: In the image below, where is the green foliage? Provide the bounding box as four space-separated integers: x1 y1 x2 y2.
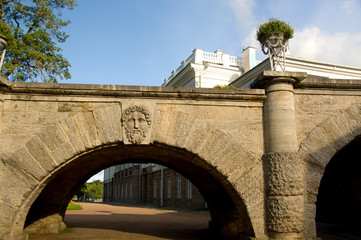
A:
59 228 72 233
0 0 77 82
84 180 103 199
0 21 14 47
75 183 88 200
76 180 103 200
256 18 294 44
213 84 237 89
67 202 83 210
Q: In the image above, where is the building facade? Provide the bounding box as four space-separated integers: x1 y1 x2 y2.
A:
103 163 206 210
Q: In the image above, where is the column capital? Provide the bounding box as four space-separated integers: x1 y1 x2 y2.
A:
251 71 307 89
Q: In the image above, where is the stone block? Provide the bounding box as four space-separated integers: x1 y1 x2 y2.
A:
343 104 361 137
93 104 122 144
57 102 86 112
24 214 66 234
247 201 267 239
25 136 58 172
319 115 354 152
303 218 317 239
216 146 256 182
0 199 16 240
153 110 190 147
264 152 304 196
197 128 236 166
3 148 47 181
233 161 264 207
165 111 191 147
60 116 86 153
266 195 304 233
0 158 38 208
38 123 68 152
304 164 323 203
71 112 101 149
50 142 77 165
181 118 212 154
304 202 316 219
300 127 336 168
174 113 197 149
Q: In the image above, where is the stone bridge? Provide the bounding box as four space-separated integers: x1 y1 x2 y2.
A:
0 71 360 239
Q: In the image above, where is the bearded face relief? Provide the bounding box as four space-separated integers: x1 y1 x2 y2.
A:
122 105 151 144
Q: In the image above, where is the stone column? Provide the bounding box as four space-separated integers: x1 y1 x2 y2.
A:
253 71 307 240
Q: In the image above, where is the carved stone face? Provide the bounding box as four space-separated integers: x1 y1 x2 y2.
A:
122 106 151 144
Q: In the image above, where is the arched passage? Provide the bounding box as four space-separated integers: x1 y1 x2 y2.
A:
316 136 361 236
24 144 250 238
298 103 361 238
2 105 261 239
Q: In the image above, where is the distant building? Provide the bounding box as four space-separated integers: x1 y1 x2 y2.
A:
162 47 259 88
162 46 361 88
103 163 206 210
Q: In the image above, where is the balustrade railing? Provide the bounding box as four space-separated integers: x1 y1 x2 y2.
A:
202 51 223 65
163 49 243 85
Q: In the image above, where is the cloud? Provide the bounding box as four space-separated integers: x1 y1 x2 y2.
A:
290 26 361 68
224 0 258 47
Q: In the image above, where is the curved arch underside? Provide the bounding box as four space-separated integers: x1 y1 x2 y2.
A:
2 106 262 239
316 136 361 235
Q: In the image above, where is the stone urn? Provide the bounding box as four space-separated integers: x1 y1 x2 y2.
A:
261 32 287 55
0 35 7 51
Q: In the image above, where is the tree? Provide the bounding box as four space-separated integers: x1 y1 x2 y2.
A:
76 180 103 200
75 183 87 200
0 0 77 82
84 180 103 200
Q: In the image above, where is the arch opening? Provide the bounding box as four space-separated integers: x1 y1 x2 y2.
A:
23 143 255 239
102 162 208 210
316 136 361 237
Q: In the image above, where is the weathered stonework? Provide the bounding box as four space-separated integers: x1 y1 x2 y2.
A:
0 74 361 239
266 195 304 233
24 214 66 234
263 152 304 196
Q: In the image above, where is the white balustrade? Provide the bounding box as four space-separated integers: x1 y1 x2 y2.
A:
163 49 243 85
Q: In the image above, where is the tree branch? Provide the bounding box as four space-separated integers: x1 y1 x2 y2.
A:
26 0 48 35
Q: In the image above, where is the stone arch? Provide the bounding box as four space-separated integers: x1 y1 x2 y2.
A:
298 103 361 237
1 104 264 239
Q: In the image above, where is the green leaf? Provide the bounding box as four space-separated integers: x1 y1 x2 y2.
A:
0 0 77 82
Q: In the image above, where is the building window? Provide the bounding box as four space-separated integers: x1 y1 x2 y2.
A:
176 175 181 199
121 184 124 200
186 179 192 199
129 182 133 201
125 183 128 199
159 176 162 198
153 179 157 198
167 176 171 198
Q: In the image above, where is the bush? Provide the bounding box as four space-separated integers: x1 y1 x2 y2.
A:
256 18 294 44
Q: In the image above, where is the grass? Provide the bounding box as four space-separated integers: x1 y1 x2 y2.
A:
59 227 72 233
67 202 83 210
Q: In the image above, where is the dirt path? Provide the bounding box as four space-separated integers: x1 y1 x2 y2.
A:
29 202 212 240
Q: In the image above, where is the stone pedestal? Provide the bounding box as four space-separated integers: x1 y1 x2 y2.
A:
253 71 307 239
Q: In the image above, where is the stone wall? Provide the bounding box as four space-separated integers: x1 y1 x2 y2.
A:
1 76 361 239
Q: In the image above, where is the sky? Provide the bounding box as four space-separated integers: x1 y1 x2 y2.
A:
61 0 361 182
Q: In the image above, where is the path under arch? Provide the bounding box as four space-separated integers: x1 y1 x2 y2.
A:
29 202 213 240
